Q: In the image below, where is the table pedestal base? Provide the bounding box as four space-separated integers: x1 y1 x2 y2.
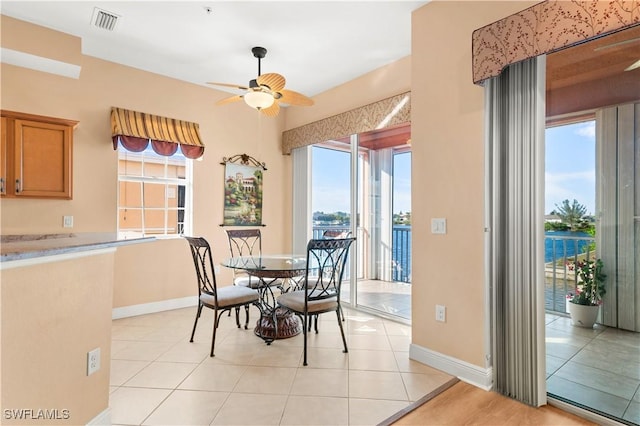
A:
254 307 302 342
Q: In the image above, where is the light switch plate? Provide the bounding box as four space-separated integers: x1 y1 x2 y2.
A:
435 305 446 322
431 218 446 234
63 216 73 228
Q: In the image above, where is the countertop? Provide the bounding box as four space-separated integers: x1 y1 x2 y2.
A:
1 232 155 262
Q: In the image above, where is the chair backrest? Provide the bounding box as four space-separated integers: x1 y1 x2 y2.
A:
305 237 356 301
184 236 218 298
226 229 262 257
322 229 352 239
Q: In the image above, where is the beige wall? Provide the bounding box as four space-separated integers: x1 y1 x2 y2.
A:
0 15 292 292
0 3 554 416
284 55 411 130
286 1 539 370
0 15 292 422
410 1 538 367
1 251 115 425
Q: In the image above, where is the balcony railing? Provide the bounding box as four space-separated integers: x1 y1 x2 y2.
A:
544 233 595 314
309 228 592 299
312 225 412 283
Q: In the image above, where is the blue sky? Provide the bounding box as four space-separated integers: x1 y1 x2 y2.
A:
312 120 595 217
312 147 411 214
545 120 595 214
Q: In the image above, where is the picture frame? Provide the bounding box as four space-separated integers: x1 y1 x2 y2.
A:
220 154 266 226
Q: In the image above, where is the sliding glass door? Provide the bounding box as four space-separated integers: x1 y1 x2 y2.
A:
309 124 411 320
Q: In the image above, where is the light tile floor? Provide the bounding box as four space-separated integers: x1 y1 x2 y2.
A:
545 314 640 424
110 305 452 425
349 280 640 424
343 280 411 321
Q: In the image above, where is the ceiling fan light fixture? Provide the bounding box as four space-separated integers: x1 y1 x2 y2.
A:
244 91 274 110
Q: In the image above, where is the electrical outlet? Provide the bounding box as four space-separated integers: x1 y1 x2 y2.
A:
431 218 446 234
87 348 100 376
63 215 73 228
435 305 446 322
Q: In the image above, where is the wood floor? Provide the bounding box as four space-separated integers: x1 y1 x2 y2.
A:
391 382 596 425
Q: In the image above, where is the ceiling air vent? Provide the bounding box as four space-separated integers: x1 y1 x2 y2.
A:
91 8 119 31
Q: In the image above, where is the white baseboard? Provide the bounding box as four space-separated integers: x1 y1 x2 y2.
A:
409 343 493 390
86 408 110 425
112 296 198 319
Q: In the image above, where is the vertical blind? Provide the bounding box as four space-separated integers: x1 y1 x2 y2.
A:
485 56 547 406
597 102 640 331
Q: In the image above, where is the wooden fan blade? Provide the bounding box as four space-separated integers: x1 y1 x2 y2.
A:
277 89 314 106
257 73 286 92
207 82 250 90
260 101 280 117
216 95 243 106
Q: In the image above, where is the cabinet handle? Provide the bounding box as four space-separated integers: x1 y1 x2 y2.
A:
15 179 21 193
0 178 4 194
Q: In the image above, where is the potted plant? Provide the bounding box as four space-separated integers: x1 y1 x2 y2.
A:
566 258 606 328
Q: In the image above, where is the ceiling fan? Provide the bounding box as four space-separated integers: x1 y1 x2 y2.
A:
207 46 314 117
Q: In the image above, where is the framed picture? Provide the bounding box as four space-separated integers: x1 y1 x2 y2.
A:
221 154 266 226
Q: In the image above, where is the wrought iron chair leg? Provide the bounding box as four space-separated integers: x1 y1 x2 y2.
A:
235 307 241 328
314 315 319 334
211 309 220 357
244 304 250 329
337 309 348 354
302 313 308 366
190 303 203 342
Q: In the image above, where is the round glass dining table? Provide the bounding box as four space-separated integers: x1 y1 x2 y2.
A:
222 254 307 342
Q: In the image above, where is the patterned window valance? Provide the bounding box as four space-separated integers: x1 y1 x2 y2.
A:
472 1 640 85
282 92 411 155
111 107 205 159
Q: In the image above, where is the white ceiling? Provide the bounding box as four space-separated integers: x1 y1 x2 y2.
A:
1 1 428 98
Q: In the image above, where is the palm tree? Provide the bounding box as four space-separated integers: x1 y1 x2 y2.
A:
555 199 587 231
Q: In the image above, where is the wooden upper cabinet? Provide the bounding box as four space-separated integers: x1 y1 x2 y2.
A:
1 117 7 196
1 110 77 199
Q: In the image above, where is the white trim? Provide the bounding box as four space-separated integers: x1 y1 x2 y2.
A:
86 408 111 425
409 343 493 390
0 248 116 270
1 47 81 79
112 296 198 319
292 146 312 254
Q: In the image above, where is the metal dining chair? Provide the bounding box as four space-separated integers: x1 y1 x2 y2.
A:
184 236 260 357
225 229 283 289
303 229 353 330
322 229 352 239
276 237 355 366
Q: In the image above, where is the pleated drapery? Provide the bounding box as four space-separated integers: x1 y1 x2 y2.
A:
485 56 547 406
111 107 205 159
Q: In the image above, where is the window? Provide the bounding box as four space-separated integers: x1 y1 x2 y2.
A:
117 145 192 238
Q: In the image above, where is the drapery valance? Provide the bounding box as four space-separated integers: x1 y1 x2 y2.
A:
282 92 410 155
472 1 640 85
111 107 205 159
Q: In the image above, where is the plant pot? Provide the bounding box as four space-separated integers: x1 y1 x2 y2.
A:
567 301 599 328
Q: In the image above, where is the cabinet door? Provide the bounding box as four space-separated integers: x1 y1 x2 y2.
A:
1 117 6 196
13 119 72 199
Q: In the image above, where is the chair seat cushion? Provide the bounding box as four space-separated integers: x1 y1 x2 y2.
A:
277 290 338 314
235 276 283 289
201 286 259 308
